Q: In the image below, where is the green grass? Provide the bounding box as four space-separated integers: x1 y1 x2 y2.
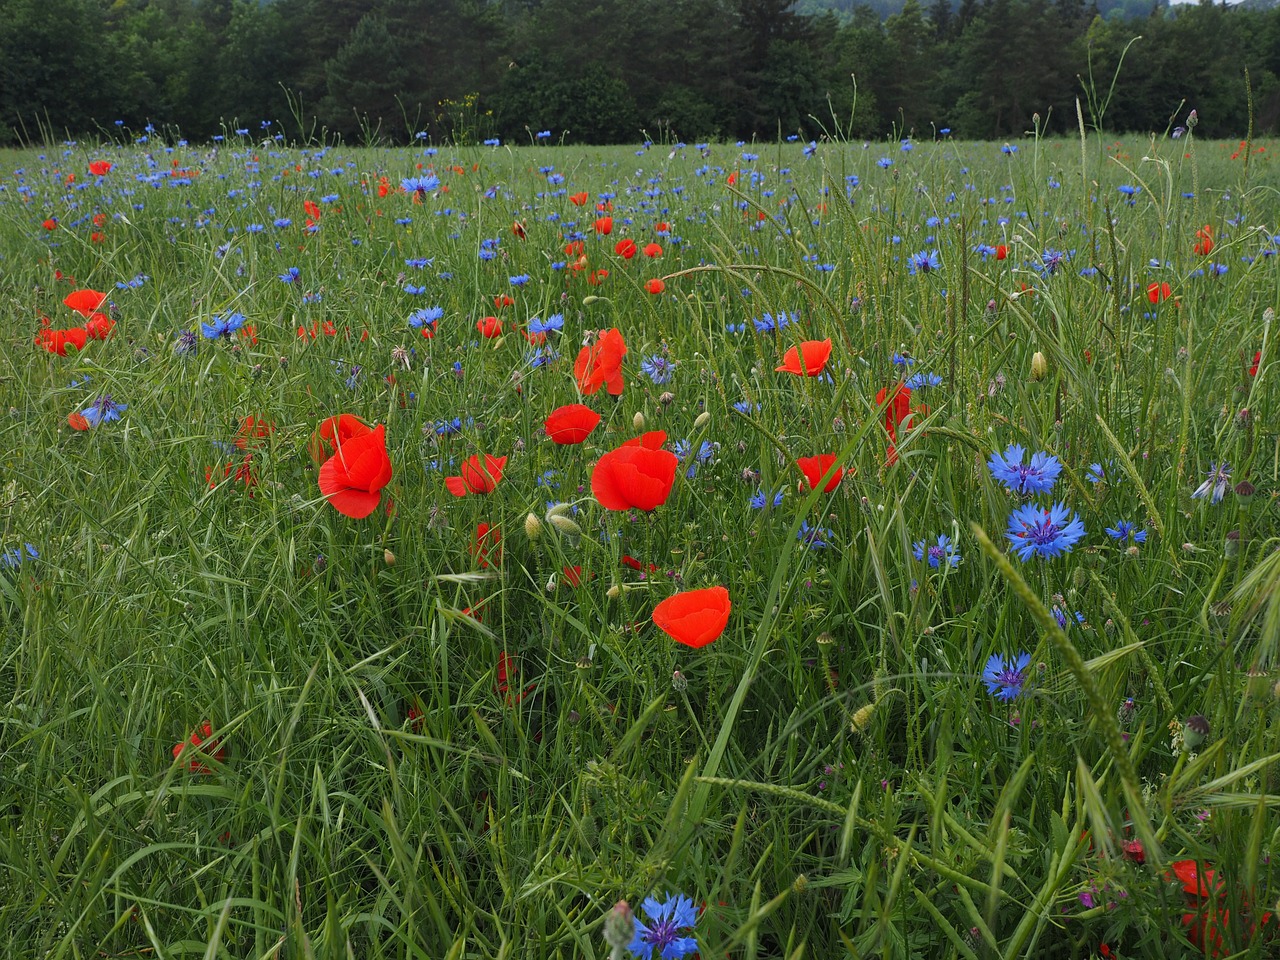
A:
1 129 1279 958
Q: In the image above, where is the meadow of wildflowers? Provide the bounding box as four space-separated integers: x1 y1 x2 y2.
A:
1 128 1279 958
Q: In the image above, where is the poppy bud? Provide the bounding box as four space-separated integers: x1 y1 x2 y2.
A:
633 411 646 431
606 584 623 599
1183 714 1210 751
693 411 711 430
549 514 583 537
582 296 600 306
793 874 809 894
604 902 634 949
546 502 572 519
850 702 876 733
1030 351 1048 381
383 549 396 566
524 512 542 539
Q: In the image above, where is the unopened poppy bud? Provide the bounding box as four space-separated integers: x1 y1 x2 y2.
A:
546 502 572 520
383 549 396 566
632 411 646 430
1183 714 1210 751
582 296 600 306
603 901 634 949
850 702 876 733
606 584 622 599
693 411 711 430
524 512 542 539
1030 351 1048 381
549 514 583 537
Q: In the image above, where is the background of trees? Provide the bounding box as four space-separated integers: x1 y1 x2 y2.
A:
2 0 1279 145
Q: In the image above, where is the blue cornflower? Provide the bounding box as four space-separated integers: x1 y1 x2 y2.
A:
892 352 915 367
405 257 434 269
750 487 785 509
987 444 1062 496
0 543 38 569
434 418 464 436
1085 461 1114 484
803 141 817 157
80 394 126 427
983 652 1030 700
509 274 531 287
733 399 760 415
877 157 893 169
200 311 247 339
529 313 563 335
674 439 716 478
908 249 940 275
173 330 198 356
409 306 443 329
641 355 675 384
913 534 961 568
627 893 698 960
753 311 795 333
279 267 300 283
1105 521 1148 543
904 372 943 390
402 174 439 194
273 217 292 228
1191 462 1232 504
403 284 427 295
1001 144 1018 155
1005 502 1087 560
798 521 833 550
1040 249 1071 275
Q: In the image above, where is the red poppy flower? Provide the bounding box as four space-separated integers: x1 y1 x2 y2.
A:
652 586 731 648
82 312 114 340
586 268 609 286
1194 225 1214 256
726 171 738 186
876 382 913 465
591 431 678 511
42 218 57 231
35 326 88 355
574 327 627 396
477 316 503 338
318 423 393 518
994 244 1008 260
654 221 669 234
622 554 660 573
776 339 832 376
545 403 601 444
1249 350 1261 377
63 289 107 317
512 220 526 240
472 522 502 568
445 454 507 497
614 238 636 259
1170 859 1277 956
235 416 275 450
496 651 535 706
1147 281 1172 304
645 278 665 295
569 192 589 206
173 721 225 774
594 216 613 235
797 454 845 492
310 414 372 462
562 565 584 587
494 294 514 309
643 242 662 258
207 455 257 490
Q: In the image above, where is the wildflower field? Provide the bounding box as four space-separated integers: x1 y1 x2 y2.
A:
3 129 1280 959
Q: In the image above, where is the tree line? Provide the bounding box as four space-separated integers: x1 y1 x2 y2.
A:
2 0 1278 145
